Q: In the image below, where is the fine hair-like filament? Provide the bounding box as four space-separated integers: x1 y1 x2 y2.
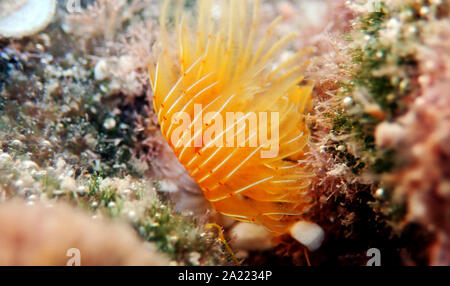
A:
150 0 314 234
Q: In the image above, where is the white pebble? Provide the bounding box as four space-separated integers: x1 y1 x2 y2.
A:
22 160 38 170
103 118 116 130
127 210 137 220
94 60 110 81
375 188 385 199
77 185 86 194
230 222 275 251
343 96 353 107
290 221 325 251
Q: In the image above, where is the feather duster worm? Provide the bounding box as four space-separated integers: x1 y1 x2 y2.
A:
149 0 318 237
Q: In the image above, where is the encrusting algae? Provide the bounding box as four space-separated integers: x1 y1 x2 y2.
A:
149 0 323 247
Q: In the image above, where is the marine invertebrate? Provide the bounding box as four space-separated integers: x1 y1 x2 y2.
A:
0 202 169 266
0 0 56 38
149 0 319 241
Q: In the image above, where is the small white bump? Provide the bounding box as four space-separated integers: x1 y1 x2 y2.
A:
290 221 325 251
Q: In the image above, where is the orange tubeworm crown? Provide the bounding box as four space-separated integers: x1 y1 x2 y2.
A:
149 0 315 235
